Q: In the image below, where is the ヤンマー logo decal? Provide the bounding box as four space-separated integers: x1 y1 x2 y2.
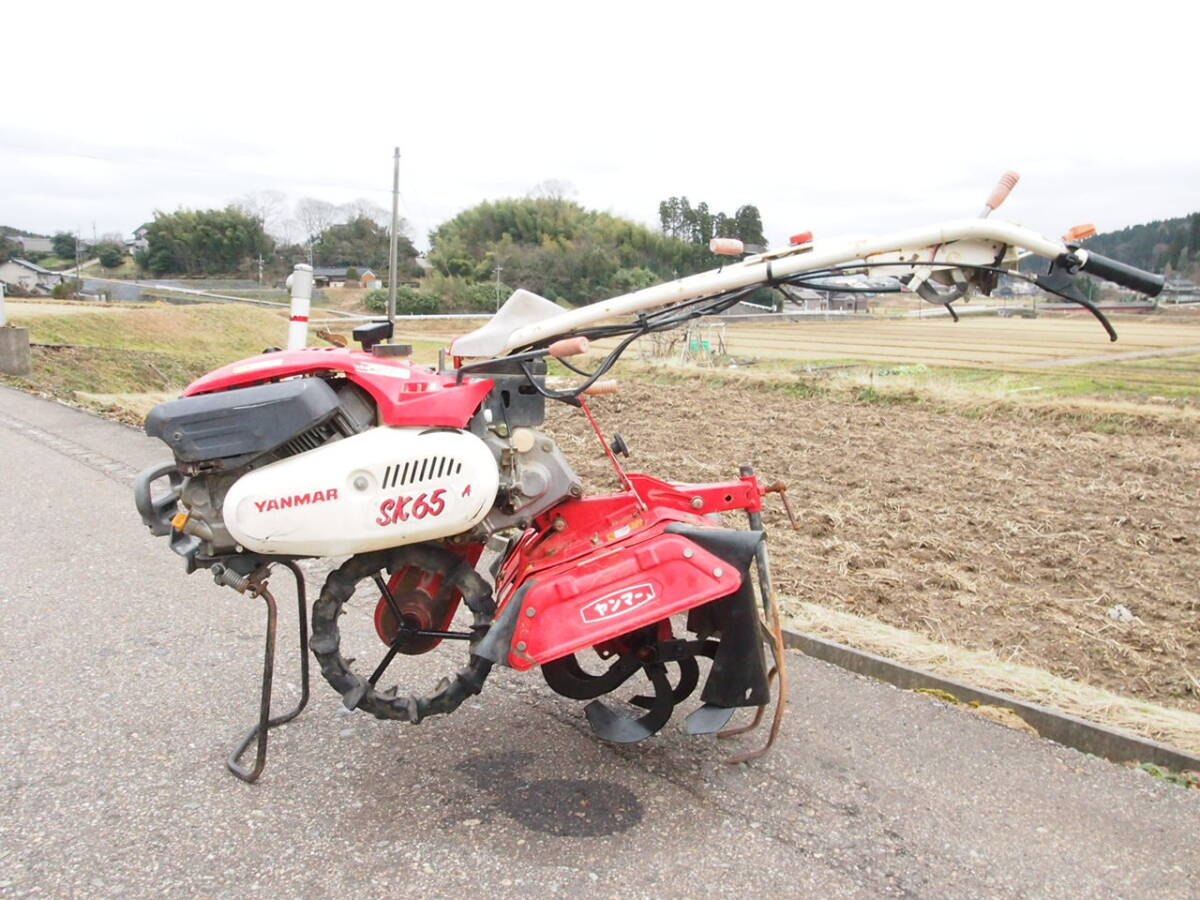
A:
580 583 656 624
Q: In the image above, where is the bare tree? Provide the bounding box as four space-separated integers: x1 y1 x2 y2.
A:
527 179 578 201
341 197 390 228
294 197 339 243
275 219 302 247
234 190 288 234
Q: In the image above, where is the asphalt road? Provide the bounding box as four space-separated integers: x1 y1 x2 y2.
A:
0 385 1197 898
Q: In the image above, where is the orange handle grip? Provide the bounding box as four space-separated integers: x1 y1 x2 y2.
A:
583 379 619 395
548 336 590 358
709 237 745 256
985 171 1020 211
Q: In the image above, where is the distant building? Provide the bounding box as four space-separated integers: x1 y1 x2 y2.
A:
0 258 65 293
313 266 379 288
8 235 53 254
125 224 151 255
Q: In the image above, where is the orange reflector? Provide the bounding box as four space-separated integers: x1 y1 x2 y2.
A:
1063 223 1097 242
171 512 189 530
789 231 813 245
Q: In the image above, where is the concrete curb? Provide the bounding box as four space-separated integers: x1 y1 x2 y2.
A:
782 627 1200 772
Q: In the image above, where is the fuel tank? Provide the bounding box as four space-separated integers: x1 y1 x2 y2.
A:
222 426 499 556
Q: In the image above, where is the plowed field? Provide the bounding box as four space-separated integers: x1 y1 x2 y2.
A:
550 377 1200 714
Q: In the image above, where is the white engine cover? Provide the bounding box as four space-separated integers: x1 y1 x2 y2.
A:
222 426 500 557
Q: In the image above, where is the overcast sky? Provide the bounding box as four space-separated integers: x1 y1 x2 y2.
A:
4 1 1196 251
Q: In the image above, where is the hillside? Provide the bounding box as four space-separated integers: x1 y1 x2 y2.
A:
426 196 767 307
0 225 47 238
1082 212 1200 276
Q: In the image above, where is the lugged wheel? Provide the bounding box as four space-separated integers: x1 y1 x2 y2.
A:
309 543 495 722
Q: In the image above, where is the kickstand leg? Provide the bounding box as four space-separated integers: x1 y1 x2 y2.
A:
227 560 310 784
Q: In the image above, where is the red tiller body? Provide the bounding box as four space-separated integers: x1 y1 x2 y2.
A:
495 471 764 671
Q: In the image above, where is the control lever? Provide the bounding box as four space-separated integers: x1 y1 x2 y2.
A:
1035 259 1118 342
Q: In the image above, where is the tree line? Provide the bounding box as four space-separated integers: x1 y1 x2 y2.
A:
423 192 771 309
8 194 1193 309
1082 212 1200 276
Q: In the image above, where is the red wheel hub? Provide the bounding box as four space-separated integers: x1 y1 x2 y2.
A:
373 565 462 655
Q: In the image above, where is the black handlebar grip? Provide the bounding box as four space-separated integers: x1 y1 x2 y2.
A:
1078 251 1165 297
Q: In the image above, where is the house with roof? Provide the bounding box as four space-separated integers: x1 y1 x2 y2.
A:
312 266 380 289
125 224 151 255
9 235 53 254
0 258 65 294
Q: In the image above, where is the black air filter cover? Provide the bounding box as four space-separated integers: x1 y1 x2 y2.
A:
145 378 341 465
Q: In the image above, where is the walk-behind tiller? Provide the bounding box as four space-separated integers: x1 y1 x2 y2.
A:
134 173 1164 781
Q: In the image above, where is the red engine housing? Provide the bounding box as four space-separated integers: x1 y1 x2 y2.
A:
183 347 494 428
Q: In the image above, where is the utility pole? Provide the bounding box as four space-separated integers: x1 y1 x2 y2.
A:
386 146 400 330
257 254 264 284
494 264 503 312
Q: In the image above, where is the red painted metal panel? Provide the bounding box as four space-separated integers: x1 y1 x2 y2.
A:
181 347 494 428
506 530 741 670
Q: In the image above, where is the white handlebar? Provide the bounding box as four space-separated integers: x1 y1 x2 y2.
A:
451 218 1068 358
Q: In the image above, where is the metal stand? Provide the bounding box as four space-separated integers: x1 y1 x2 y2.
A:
226 561 310 784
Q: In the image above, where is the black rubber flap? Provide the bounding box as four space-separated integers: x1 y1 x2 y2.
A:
666 524 771 709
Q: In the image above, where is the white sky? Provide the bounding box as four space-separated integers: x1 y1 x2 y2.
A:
3 0 1197 251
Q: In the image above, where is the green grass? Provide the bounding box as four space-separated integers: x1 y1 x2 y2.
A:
2 303 303 401
9 303 294 359
1 302 461 415
1136 763 1200 790
94 257 141 278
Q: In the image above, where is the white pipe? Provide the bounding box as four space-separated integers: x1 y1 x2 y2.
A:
286 264 313 350
484 218 1066 355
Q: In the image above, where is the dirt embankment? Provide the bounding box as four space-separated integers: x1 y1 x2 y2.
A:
549 379 1200 714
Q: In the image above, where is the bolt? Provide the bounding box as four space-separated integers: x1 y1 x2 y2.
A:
516 641 527 651
495 423 509 437
569 483 584 497
353 476 368 491
690 496 704 509
553 516 567 532
542 441 553 453
683 548 694 559
526 607 536 617
713 567 724 578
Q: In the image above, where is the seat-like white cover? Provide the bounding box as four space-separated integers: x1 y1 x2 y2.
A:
450 289 567 358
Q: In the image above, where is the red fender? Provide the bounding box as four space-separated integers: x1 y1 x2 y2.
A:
183 347 494 428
